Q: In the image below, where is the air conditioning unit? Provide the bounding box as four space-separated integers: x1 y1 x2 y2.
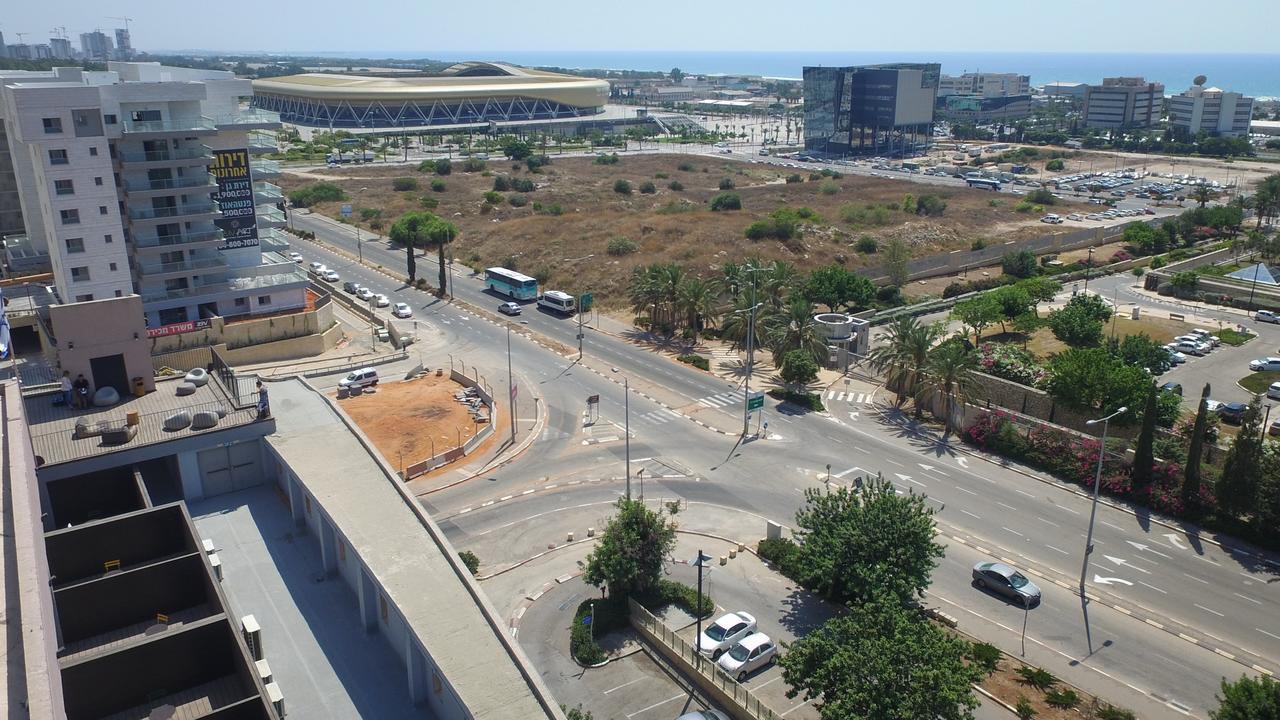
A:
241 614 262 661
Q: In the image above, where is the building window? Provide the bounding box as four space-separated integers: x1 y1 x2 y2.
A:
54 179 74 196
114 290 123 297
75 294 93 302
48 149 68 165
109 262 117 271
71 266 91 282
234 297 247 307
104 234 113 243
89 146 98 156
104 113 117 125
99 206 108 215
257 295 270 305
64 237 85 254
42 117 62 134
94 176 103 186
60 209 79 225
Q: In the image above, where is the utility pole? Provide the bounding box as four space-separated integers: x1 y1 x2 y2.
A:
741 268 762 437
624 376 631 499
1079 405 1127 653
577 300 585 359
506 326 517 444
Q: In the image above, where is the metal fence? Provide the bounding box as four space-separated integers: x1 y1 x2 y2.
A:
209 346 257 409
152 347 214 376
629 599 781 720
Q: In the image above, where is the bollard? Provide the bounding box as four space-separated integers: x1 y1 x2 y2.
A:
719 555 727 566
729 549 737 559
567 532 574 542
737 542 745 553
587 527 595 537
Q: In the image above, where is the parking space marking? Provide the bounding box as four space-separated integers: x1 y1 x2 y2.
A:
625 693 687 719
780 700 811 717
603 678 645 695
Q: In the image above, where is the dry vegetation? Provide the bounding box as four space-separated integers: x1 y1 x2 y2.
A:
281 154 1092 306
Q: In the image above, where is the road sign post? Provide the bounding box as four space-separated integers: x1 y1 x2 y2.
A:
747 392 765 412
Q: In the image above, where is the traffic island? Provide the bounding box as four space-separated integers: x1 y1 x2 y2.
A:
570 581 714 667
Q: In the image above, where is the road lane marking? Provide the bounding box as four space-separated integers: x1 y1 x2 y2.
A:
1233 592 1262 606
884 458 904 467
603 678 644 694
1001 527 1024 537
1101 520 1126 532
961 510 981 519
780 700 811 717
1015 489 1036 498
1182 572 1209 584
1138 581 1167 594
1194 603 1225 618
997 501 1017 511
1057 505 1081 515
626 694 687 718
522 489 535 495
1257 628 1280 641
753 675 784 690
1046 545 1070 555
1178 633 1200 643
954 485 978 496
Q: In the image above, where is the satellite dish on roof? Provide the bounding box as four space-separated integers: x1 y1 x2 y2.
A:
1194 75 1207 86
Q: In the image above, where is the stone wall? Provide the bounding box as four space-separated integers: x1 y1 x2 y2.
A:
148 301 335 355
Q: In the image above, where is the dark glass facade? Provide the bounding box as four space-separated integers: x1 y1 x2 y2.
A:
803 63 940 157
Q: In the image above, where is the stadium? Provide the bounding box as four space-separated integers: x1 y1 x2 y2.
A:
251 61 611 129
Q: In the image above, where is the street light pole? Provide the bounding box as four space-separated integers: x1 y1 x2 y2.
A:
691 551 711 670
506 326 517 444
741 268 763 437
1079 405 1127 652
624 376 632 499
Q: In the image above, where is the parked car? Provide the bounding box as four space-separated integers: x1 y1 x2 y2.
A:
309 261 325 271
1040 214 1063 224
1163 345 1188 364
321 269 339 282
338 367 379 390
676 711 730 720
498 301 522 316
288 252 303 263
392 302 412 318
697 611 757 659
1173 340 1209 356
1268 381 1280 400
343 281 361 294
1160 382 1183 396
1249 357 1280 372
1269 418 1280 436
356 287 374 301
972 561 1041 606
1254 310 1279 323
374 294 390 308
716 632 777 682
1219 402 1248 423
1188 329 1220 346
1067 213 1084 221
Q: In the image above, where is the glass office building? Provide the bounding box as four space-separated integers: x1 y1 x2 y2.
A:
803 63 940 157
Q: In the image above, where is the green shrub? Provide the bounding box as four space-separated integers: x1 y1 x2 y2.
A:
511 177 535 192
1016 666 1057 691
1132 267 1145 276
1095 704 1136 720
1027 188 1056 205
526 155 551 172
668 180 685 191
1014 697 1037 720
971 238 987 251
594 152 620 165
678 162 695 172
718 177 735 190
709 193 742 211
434 159 452 175
359 207 381 220
654 172 668 179
420 196 439 210
639 181 657 194
369 219 383 230
989 198 1003 207
537 203 564 216
967 642 1002 675
462 157 486 172
1046 159 1065 171
607 237 638 256
1150 256 1166 269
508 194 528 207
820 180 840 195
677 353 710 371
458 550 480 575
766 388 824 411
757 537 800 576
288 182 345 208
855 236 878 253
430 179 447 192
569 597 626 665
392 177 418 191
416 159 437 173
1044 689 1080 709
614 179 632 195
786 173 803 184
1015 201 1036 213
483 190 503 204
492 175 511 191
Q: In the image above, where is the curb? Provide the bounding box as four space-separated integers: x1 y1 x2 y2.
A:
972 685 1018 716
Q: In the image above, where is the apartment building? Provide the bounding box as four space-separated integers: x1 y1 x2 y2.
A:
1167 77 1254 137
0 62 304 328
1082 77 1165 130
804 63 940 157
937 72 1030 98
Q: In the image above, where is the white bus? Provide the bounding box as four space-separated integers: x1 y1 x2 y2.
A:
538 290 576 315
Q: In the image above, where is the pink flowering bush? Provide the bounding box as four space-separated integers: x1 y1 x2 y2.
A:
977 343 1046 387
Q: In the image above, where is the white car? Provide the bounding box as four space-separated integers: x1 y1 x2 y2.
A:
1164 346 1188 364
1255 310 1279 324
321 269 339 282
1268 382 1280 400
1174 335 1212 352
1040 215 1063 224
697 612 758 659
309 261 325 271
339 367 379 390
1250 357 1280 372
374 294 390 308
1066 213 1084 221
717 632 777 682
356 287 375 301
392 302 412 318
288 251 303 263
1188 329 1220 346
1173 340 1208 356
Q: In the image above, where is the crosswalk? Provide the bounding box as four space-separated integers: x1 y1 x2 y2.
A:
826 390 876 404
696 391 743 409
634 408 685 426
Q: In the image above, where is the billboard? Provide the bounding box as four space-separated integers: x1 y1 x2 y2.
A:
211 148 258 250
145 318 213 339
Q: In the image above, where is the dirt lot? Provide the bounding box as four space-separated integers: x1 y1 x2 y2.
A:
281 154 1092 307
334 373 487 469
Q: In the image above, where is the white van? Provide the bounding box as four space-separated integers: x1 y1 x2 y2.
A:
538 290 576 315
339 368 379 390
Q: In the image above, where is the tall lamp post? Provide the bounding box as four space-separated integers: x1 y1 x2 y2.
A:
736 265 765 437
353 186 368 264
690 551 713 669
1079 405 1127 652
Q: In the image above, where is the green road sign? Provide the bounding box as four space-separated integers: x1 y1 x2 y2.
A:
580 292 594 312
747 392 765 411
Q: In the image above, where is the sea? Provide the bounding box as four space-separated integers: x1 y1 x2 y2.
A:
342 50 1280 99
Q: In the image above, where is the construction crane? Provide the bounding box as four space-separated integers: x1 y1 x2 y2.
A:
50 26 68 39
15 32 28 44
106 16 133 32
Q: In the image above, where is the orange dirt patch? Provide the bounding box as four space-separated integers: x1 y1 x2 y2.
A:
335 373 487 470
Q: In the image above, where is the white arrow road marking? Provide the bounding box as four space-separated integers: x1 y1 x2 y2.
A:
834 466 864 479
956 456 969 468
1093 574 1134 586
894 473 927 488
1164 533 1189 550
1125 540 1173 559
918 463 935 471
1103 555 1151 574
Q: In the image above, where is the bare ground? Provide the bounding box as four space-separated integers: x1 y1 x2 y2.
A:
334 373 485 469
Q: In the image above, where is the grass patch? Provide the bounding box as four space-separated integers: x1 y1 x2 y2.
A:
568 580 713 666
677 353 710 371
767 388 825 411
1239 371 1280 395
1217 328 1255 346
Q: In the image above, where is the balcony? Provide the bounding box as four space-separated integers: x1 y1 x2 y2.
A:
253 182 283 203
258 227 292 253
128 203 220 222
136 255 228 279
256 208 286 227
132 230 226 251
121 116 217 137
141 277 230 303
123 174 218 194
246 131 278 154
116 146 213 166
211 109 281 130
250 159 281 177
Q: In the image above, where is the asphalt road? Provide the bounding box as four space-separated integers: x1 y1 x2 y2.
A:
287 212 1280 719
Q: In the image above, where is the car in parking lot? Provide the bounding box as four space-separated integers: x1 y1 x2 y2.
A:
1164 346 1187 364
374 294 390 307
1270 418 1280 436
1249 357 1280 372
1040 214 1063 224
972 561 1041 606
676 710 730 720
717 632 777 682
1268 381 1280 400
1219 402 1248 424
498 301 522 316
1160 382 1183 396
697 611 757 659
1066 213 1084 221
1188 329 1220 346
1173 340 1209 356
392 302 412 318
309 261 325 271
343 281 362 294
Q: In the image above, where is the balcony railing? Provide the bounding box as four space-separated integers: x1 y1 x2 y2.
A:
124 174 217 192
136 256 228 275
133 230 225 249
121 116 216 134
246 131 278 152
256 208 286 225
141 277 229 303
116 146 211 163
210 109 282 127
253 182 283 201
128 203 219 220
258 227 291 253
250 159 281 176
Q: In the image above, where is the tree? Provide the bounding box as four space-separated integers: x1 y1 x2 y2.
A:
426 216 459 297
780 349 819 390
1110 333 1172 374
802 264 874 312
988 285 1034 332
1123 222 1162 254
867 317 944 409
1132 383 1158 487
583 498 677 598
1045 159 1065 171
882 237 911 287
792 476 944 605
1218 395 1264 516
669 67 685 84
1191 185 1216 208
1047 304 1105 347
1002 250 1039 279
1044 348 1147 421
1184 383 1211 505
951 295 1001 345
675 276 720 342
388 211 443 281
1211 675 1280 720
765 296 827 367
499 136 533 161
780 595 982 720
917 340 979 435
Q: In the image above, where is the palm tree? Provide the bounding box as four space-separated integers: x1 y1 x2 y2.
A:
719 293 769 352
676 277 721 343
758 260 798 310
916 341 979 434
866 316 945 410
1191 185 1214 208
764 296 827 367
628 265 665 330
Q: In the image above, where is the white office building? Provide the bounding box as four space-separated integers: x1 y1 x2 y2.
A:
1167 78 1254 138
937 72 1030 98
0 62 304 328
1082 77 1165 130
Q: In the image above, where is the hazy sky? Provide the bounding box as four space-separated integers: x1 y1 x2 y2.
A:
4 0 1276 55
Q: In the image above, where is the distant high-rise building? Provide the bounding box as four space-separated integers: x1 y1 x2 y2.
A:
1083 77 1165 130
0 32 6 59
50 37 74 59
79 31 113 61
33 44 53 60
6 44 33 61
1167 77 1254 138
113 28 133 59
803 63 940 157
938 72 1030 98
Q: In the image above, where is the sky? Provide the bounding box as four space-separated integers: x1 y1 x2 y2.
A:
3 0 1276 55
